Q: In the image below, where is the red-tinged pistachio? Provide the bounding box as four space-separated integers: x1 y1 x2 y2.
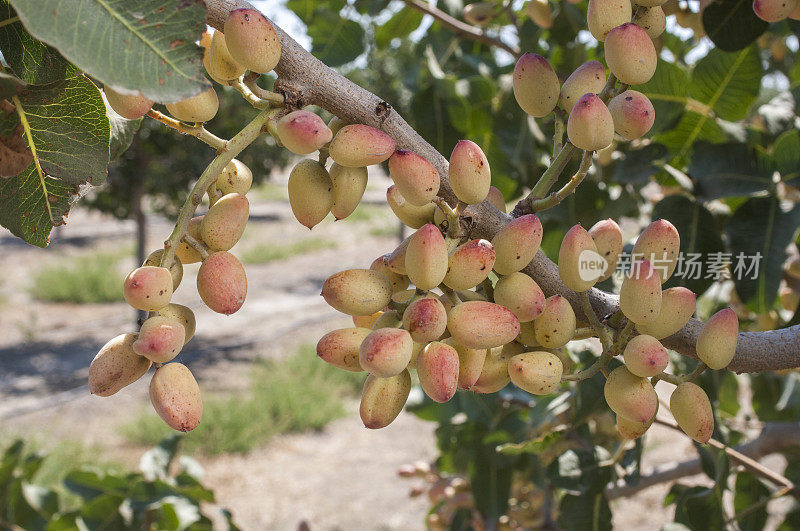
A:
636 287 696 339
405 223 448 290
197 252 247 315
387 150 440 206
604 365 658 423
360 370 412 429
123 266 173 312
508 351 563 395
329 124 396 167
277 110 333 155
417 341 460 403
491 214 543 275
513 53 560 118
567 93 614 151
533 295 576 348
447 301 521 349
149 363 203 432
493 272 545 322
89 334 151 397
449 140 491 205
619 259 662 325
288 159 333 229
696 308 738 370
443 239 496 291
604 23 657 85
670 382 714 443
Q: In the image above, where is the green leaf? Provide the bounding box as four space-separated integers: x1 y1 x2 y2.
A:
109 115 142 161
733 474 770 531
668 484 725 530
375 7 423 48
21 483 59 518
0 72 110 247
0 1 70 84
690 46 761 122
690 143 773 199
305 7 365 67
0 168 77 247
638 59 690 134
496 429 565 455
656 111 727 165
773 130 800 183
651 195 725 296
547 447 612 493
717 372 740 417
17 73 109 186
702 0 768 52
139 435 182 481
612 144 669 185
727 196 800 313
558 492 612 531
63 469 128 500
7 0 209 102
0 71 27 99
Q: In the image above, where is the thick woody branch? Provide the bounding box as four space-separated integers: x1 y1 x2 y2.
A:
202 0 800 373
400 0 521 59
606 422 800 499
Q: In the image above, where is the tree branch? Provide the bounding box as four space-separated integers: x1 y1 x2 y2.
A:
400 0 521 59
202 0 800 373
606 422 800 499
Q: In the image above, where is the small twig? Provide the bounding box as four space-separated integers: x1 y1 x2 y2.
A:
440 285 462 307
580 292 612 349
400 0 521 58
243 73 285 105
654 419 799 495
530 150 593 212
182 235 210 260
230 78 275 109
553 107 566 157
726 485 792 524
159 109 274 270
147 110 227 150
653 362 708 387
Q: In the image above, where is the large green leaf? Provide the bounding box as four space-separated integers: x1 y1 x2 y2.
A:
305 6 365 66
690 143 773 199
773 130 800 183
733 474 770 531
0 1 70 84
702 0 768 52
667 484 725 530
375 6 423 48
656 111 727 164
7 0 208 102
690 46 761 122
558 492 612 531
652 195 725 296
638 59 690 134
727 196 800 313
0 73 110 247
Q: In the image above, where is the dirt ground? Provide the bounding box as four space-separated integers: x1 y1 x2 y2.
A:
0 169 743 530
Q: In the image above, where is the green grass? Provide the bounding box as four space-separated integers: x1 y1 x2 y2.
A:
341 203 390 223
30 254 123 304
250 181 288 201
368 224 400 237
122 346 365 455
241 237 337 264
